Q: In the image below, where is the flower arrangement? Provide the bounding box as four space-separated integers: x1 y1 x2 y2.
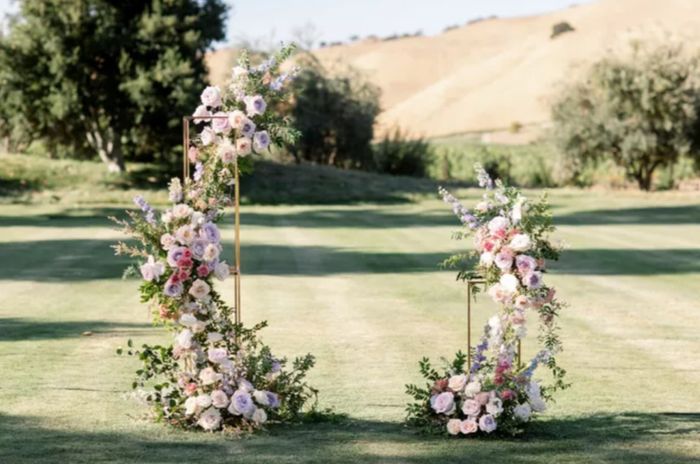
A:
405 165 569 436
112 45 316 433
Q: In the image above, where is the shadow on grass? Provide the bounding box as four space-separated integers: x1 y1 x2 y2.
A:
0 412 697 463
0 206 457 229
0 318 152 342
0 238 451 281
2 234 700 281
551 249 700 275
557 204 700 226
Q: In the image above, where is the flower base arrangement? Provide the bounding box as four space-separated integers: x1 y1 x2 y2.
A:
112 45 317 433
405 166 569 437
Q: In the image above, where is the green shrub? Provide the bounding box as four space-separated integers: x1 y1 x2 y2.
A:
372 129 433 177
551 21 575 39
550 38 700 190
289 57 381 170
427 140 558 188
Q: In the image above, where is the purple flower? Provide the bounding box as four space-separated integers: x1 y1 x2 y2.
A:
240 118 256 138
229 390 254 416
266 392 280 409
253 131 270 152
245 95 266 116
194 162 204 182
200 222 221 243
430 391 455 414
133 195 157 225
190 239 208 260
164 279 184 298
522 271 543 289
478 414 497 433
167 246 189 267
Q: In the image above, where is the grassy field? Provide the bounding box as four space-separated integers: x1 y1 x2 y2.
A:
1 182 699 463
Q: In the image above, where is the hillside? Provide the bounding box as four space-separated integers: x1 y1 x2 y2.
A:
207 0 700 142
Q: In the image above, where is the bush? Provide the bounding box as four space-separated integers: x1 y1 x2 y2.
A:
372 129 433 177
427 140 558 187
550 38 700 190
551 21 575 39
289 57 381 170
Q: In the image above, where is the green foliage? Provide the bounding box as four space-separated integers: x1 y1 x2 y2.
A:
428 141 557 187
551 39 700 190
372 128 434 177
550 21 575 39
289 56 381 169
0 0 227 172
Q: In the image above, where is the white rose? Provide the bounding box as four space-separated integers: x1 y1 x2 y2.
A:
179 313 198 327
200 86 222 107
207 347 228 364
214 261 230 281
189 279 211 300
488 216 509 234
499 273 519 294
235 137 252 157
160 233 176 250
446 418 461 435
184 396 198 415
486 397 503 417
192 105 211 122
509 233 531 252
253 390 270 406
196 394 212 409
191 211 206 227
198 367 222 386
464 380 481 397
447 374 467 392
175 329 193 349
203 243 220 262
161 211 173 224
530 396 547 412
252 407 267 425
172 204 193 219
210 390 229 409
197 407 222 431
217 139 237 164
228 110 246 129
175 224 195 245
513 403 531 421
479 252 494 266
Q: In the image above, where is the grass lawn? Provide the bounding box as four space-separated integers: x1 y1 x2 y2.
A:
1 186 699 463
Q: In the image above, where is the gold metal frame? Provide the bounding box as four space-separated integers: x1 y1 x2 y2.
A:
466 277 521 369
183 116 242 326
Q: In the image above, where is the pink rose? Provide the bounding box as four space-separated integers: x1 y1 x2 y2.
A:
475 392 490 405
460 419 478 434
188 146 199 163
211 111 231 134
197 264 210 277
461 399 481 416
184 382 198 396
500 389 515 401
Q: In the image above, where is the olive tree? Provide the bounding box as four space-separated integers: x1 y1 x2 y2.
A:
551 39 700 190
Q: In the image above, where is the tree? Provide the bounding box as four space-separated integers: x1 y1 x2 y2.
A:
551 39 700 190
0 0 227 172
289 56 380 169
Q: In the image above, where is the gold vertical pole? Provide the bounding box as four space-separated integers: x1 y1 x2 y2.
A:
467 282 472 370
182 117 189 180
234 163 241 325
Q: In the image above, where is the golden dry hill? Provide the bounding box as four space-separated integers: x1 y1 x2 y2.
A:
207 0 700 142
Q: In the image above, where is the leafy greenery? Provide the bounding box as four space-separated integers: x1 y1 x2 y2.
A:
288 56 380 169
0 0 227 172
372 128 434 177
551 39 700 190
